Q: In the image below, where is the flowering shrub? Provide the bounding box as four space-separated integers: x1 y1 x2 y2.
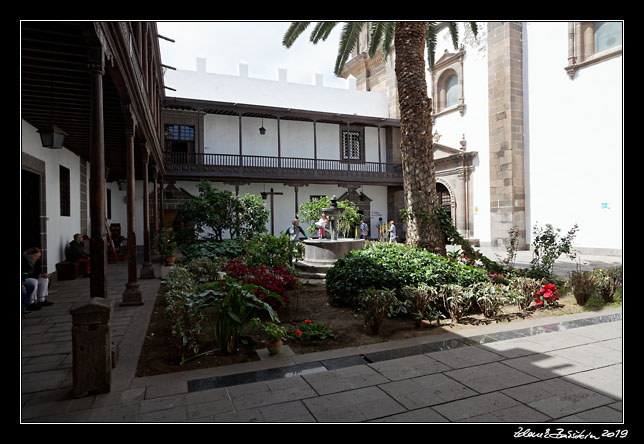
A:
221 259 298 307
288 319 336 341
534 283 559 308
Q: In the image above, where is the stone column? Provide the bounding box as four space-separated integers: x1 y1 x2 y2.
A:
122 108 143 305
487 22 527 249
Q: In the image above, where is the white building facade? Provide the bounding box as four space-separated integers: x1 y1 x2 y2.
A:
343 21 622 254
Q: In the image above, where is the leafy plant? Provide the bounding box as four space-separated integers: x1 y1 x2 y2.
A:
530 222 579 279
568 269 597 306
401 283 441 328
158 227 178 258
196 276 282 354
163 266 206 359
471 282 508 318
594 267 622 303
358 288 399 335
180 180 269 242
326 255 396 307
501 226 521 268
253 319 287 341
288 319 336 341
439 284 472 322
508 276 541 311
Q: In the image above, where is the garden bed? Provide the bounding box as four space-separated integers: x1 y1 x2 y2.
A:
135 281 604 378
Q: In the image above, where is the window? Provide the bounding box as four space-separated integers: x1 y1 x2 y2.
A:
595 22 622 53
566 22 622 78
164 124 195 153
431 49 466 116
340 126 365 162
342 131 361 160
445 74 459 109
59 165 70 217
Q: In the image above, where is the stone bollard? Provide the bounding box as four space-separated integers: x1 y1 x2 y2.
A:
70 297 115 398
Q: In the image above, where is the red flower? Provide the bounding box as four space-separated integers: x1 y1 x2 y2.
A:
305 319 312 323
295 329 302 337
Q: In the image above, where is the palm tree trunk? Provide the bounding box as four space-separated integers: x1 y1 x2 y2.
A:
394 22 446 255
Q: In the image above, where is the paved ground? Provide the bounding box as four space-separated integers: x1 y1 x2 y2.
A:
20 251 623 424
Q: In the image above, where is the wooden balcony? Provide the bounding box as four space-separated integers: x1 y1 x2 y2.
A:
164 151 403 185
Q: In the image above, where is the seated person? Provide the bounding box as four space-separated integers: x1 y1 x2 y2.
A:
22 247 53 309
67 233 90 276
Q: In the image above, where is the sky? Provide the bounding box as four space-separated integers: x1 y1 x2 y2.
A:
156 21 348 89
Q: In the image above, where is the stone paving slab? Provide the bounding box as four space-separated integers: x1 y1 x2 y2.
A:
303 386 406 422
378 373 477 410
444 361 540 393
501 377 617 419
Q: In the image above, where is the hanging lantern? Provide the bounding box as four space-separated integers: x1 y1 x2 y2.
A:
38 124 67 149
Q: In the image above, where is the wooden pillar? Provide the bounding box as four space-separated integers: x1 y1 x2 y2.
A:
122 108 143 305
88 46 107 299
140 145 155 278
152 167 159 256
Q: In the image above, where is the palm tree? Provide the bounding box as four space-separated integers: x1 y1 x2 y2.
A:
283 21 477 255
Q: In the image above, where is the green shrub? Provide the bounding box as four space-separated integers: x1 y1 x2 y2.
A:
325 255 396 307
508 277 541 311
401 283 442 328
568 270 597 306
594 267 622 303
439 284 472 322
164 267 207 358
471 282 509 318
358 288 400 335
325 243 488 307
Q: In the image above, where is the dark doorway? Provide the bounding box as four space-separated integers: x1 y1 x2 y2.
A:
436 182 452 220
22 169 41 252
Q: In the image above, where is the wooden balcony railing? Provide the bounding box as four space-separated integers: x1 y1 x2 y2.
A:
164 151 403 184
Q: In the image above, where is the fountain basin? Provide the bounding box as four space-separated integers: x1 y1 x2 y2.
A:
296 238 365 284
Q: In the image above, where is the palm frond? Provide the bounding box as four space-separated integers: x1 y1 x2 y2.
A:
367 22 384 58
380 22 395 60
333 21 366 76
469 21 478 38
425 22 438 70
310 22 338 43
282 22 311 48
447 22 459 50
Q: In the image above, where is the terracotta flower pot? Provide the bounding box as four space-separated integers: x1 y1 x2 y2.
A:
267 339 283 355
164 255 176 266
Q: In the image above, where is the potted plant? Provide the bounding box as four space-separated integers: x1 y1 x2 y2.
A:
159 227 178 266
259 321 287 355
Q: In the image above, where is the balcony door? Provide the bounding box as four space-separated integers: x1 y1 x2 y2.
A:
165 124 195 163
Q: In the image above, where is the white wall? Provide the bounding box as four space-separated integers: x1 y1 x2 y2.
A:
165 60 390 118
524 22 622 251
204 114 386 163
431 23 491 243
22 119 84 268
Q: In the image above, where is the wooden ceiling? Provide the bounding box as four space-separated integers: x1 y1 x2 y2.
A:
21 21 143 181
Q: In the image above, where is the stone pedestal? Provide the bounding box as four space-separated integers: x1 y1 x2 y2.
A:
70 297 114 398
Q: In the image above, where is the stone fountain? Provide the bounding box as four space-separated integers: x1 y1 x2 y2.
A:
296 196 365 284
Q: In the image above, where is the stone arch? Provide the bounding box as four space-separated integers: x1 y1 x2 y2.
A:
435 177 456 216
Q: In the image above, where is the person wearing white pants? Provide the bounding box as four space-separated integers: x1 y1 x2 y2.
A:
22 247 53 310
